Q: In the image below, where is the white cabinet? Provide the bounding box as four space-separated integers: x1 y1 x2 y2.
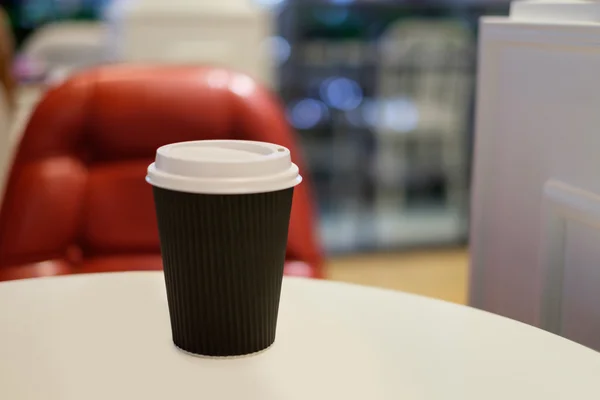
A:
470 3 600 349
561 220 600 349
107 0 274 85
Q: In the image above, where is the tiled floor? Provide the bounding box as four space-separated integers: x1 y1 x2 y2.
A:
325 248 469 304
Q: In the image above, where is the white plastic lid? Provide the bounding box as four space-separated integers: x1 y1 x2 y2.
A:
146 140 302 194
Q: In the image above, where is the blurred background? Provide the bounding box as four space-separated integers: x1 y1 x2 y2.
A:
0 0 510 303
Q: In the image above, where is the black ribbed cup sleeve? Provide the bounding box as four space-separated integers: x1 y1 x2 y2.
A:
152 187 294 357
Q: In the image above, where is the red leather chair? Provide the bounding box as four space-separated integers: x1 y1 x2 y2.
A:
0 65 323 281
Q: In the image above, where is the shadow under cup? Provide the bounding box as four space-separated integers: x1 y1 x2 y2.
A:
153 186 294 357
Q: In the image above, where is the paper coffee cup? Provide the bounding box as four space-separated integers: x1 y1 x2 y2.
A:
146 140 302 356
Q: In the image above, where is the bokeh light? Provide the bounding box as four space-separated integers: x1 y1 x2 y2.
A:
381 96 419 133
362 97 419 133
314 9 350 26
252 0 286 8
287 99 329 130
261 36 291 66
320 77 363 111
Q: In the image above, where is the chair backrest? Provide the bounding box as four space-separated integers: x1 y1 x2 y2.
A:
0 65 323 274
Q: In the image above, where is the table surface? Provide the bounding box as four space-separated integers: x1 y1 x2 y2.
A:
0 272 599 399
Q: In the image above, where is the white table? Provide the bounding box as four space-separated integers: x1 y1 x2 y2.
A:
0 272 599 399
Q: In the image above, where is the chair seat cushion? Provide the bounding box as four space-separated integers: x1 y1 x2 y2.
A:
0 259 72 281
80 255 318 278
0 255 318 281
